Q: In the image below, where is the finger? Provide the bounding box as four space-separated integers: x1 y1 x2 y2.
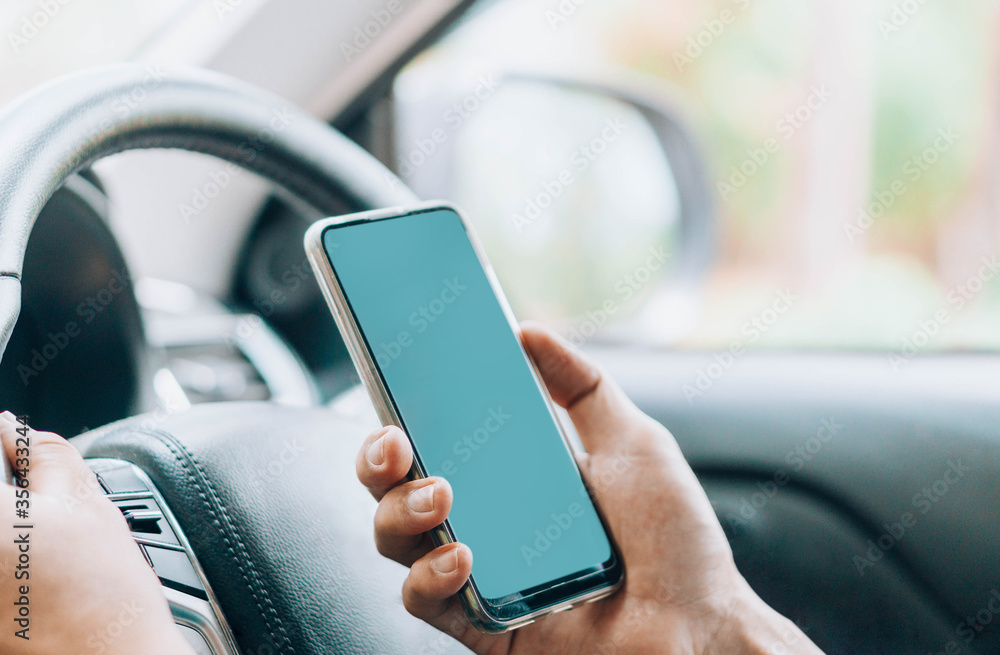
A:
402 544 506 654
374 477 453 565
0 411 98 497
520 321 643 454
356 425 412 501
401 543 477 636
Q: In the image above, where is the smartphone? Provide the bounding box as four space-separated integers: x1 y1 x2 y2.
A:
304 201 624 633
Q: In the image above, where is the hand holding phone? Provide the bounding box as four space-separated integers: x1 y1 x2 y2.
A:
307 204 623 631
308 203 825 654
357 323 826 655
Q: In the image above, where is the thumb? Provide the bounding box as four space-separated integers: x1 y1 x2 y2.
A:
520 321 643 455
1 411 96 497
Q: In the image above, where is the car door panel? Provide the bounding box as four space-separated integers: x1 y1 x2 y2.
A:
707 477 961 654
596 349 1000 653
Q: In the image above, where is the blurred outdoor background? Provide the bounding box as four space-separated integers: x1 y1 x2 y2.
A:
3 0 999 353
399 0 1000 352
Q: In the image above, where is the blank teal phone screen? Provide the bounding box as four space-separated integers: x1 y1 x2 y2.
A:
323 208 612 601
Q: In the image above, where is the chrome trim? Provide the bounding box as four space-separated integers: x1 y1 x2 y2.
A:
138 278 320 409
166 588 236 655
1 434 12 486
87 459 239 655
132 536 187 553
121 509 163 522
105 490 155 502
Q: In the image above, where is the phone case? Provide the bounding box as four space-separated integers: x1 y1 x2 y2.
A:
304 200 624 633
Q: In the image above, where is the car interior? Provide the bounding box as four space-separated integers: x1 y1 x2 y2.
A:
0 1 997 653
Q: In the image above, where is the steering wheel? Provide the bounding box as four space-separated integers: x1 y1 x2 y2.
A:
0 64 469 655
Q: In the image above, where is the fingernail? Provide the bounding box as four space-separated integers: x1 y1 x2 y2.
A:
366 436 384 467
407 483 435 513
432 548 459 574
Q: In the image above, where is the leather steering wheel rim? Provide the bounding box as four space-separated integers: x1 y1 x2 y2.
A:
0 63 467 655
0 63 417 363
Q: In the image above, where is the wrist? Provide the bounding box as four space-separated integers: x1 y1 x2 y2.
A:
699 581 823 655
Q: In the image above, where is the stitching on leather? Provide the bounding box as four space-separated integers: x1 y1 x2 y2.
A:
104 426 295 653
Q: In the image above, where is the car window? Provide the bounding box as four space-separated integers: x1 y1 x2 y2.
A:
0 0 205 108
393 0 1000 355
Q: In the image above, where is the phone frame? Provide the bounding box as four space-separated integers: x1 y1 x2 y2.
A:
304 200 624 633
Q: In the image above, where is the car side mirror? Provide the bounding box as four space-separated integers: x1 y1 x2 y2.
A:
392 67 716 344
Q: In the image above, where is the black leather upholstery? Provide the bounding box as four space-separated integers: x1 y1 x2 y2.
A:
84 402 471 655
0 63 416 361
